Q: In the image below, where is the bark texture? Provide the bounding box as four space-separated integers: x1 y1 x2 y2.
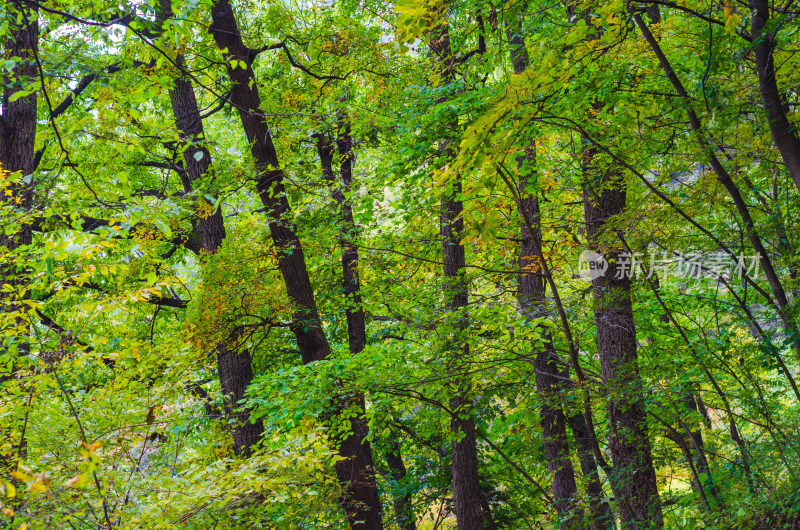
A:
750 0 800 195
517 156 581 524
582 165 663 528
0 1 38 473
0 1 37 298
429 20 490 529
208 2 382 525
507 12 610 528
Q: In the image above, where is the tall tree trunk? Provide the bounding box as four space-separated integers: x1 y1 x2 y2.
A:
333 120 366 355
750 0 800 195
169 58 264 456
567 412 613 529
208 2 382 526
0 0 38 474
428 17 490 530
517 150 581 525
384 438 416 530
582 160 663 528
318 120 392 529
322 119 418 529
156 0 263 457
505 10 610 528
0 1 37 348
442 178 485 530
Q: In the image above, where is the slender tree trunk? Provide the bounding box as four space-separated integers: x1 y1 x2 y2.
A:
567 412 613 529
442 182 485 530
750 0 800 195
676 393 719 507
208 2 382 525
428 17 490 530
507 9 613 527
0 0 38 474
169 75 265 454
385 439 416 530
582 160 663 528
156 0 264 457
516 151 581 524
321 120 418 529
318 121 390 529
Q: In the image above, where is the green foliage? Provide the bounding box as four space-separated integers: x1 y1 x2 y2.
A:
2 0 800 527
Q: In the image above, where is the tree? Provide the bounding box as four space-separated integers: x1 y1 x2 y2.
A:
3 0 800 528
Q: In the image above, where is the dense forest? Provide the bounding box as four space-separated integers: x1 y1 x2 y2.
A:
2 0 800 528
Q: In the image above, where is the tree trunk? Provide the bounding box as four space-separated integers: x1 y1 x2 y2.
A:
0 0 38 474
385 438 416 530
582 161 663 528
750 0 800 195
425 14 489 530
506 11 610 528
318 121 387 529
567 412 614 529
335 120 367 356
171 68 264 455
517 153 581 525
0 0 37 339
157 0 264 456
441 175 486 530
208 2 383 525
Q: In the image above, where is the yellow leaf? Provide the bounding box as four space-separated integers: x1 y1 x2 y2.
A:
28 482 46 493
2 507 13 517
1 480 15 498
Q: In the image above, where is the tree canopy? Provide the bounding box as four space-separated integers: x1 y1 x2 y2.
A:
2 0 800 528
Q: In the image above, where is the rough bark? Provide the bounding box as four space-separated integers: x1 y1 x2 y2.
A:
750 0 800 195
0 0 38 327
155 0 263 457
215 341 264 454
167 57 227 253
582 163 663 528
428 19 490 529
208 2 382 525
208 0 330 365
506 11 610 528
441 165 486 530
0 0 38 474
517 156 581 525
